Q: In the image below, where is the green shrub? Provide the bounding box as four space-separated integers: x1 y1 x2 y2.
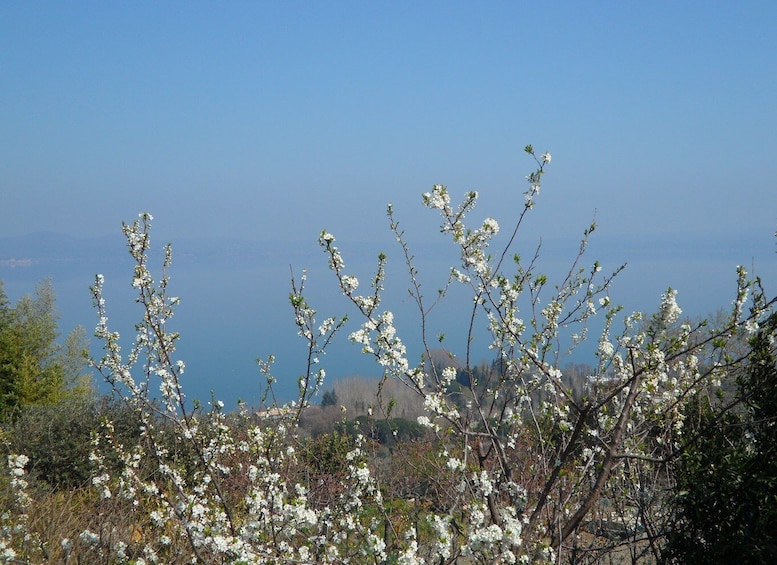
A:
2 396 142 489
664 313 777 563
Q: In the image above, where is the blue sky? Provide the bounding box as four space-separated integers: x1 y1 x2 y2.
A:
2 2 776 403
3 1 775 244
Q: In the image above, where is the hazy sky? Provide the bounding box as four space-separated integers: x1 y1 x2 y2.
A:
3 2 775 244
2 2 776 403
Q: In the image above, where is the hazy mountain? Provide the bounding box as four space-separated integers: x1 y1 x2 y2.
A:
0 232 326 267
0 232 123 263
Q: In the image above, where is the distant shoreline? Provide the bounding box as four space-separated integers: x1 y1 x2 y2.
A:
0 258 35 268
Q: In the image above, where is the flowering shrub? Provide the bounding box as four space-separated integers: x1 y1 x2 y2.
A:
1 147 773 563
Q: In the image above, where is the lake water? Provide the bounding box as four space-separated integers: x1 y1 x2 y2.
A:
2 230 775 409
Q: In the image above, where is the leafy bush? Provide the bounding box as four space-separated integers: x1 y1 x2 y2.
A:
2 396 142 489
0 280 91 420
664 311 777 563
336 416 425 446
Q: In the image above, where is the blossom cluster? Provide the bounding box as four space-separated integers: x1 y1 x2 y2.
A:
3 151 774 563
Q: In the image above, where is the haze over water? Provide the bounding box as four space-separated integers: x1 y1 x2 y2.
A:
3 225 774 408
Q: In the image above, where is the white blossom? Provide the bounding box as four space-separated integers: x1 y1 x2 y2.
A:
658 287 682 326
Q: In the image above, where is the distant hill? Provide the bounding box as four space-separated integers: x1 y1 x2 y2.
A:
0 232 324 267
0 232 123 263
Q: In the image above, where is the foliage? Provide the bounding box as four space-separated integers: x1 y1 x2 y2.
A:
0 279 91 420
321 388 338 407
336 415 426 446
663 310 777 563
2 396 141 489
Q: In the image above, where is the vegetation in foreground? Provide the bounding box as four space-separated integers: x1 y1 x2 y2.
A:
2 148 776 563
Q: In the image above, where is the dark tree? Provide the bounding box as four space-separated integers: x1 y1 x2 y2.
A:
321 388 338 407
664 312 777 563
